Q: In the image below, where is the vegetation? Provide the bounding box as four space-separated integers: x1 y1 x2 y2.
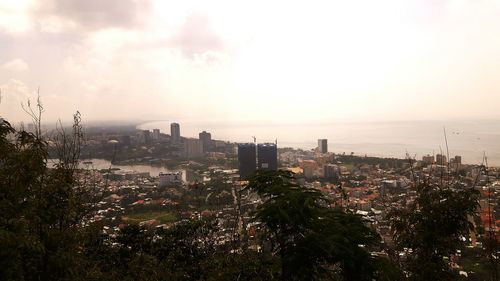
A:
0 111 96 280
122 211 176 224
247 170 387 280
389 179 480 281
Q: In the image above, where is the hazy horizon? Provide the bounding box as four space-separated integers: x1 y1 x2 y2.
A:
135 119 500 166
1 0 500 125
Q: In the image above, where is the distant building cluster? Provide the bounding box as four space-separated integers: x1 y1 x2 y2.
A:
421 154 462 166
236 138 330 179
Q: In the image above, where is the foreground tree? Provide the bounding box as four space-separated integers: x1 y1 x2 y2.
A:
246 170 382 281
389 180 479 281
0 109 99 281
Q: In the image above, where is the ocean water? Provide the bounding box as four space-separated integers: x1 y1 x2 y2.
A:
138 120 500 166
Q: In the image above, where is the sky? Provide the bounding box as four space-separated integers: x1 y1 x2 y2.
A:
1 0 500 124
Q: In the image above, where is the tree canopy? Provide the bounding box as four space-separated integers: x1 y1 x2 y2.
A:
389 181 480 281
246 170 381 280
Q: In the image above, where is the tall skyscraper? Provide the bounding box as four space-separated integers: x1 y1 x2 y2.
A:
238 143 256 179
257 143 278 170
199 131 212 152
318 139 328 153
170 123 180 144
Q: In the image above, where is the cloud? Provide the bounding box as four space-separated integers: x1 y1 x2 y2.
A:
169 12 225 57
35 0 152 32
0 78 82 123
0 0 33 33
2 59 29 72
0 79 33 117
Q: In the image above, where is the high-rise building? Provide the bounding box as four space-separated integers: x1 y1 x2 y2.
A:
318 139 328 153
199 131 212 152
300 160 317 178
323 164 340 179
436 154 447 165
170 123 180 144
422 155 434 165
136 130 151 144
257 143 278 170
184 139 203 158
238 143 256 179
144 130 151 144
450 155 462 168
152 129 161 140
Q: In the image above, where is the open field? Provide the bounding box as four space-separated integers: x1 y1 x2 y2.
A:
122 211 176 224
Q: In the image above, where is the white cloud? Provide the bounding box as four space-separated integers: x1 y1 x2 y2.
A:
0 0 33 33
2 59 29 72
0 79 34 120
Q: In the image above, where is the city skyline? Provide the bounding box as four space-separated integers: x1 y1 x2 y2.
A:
1 0 500 124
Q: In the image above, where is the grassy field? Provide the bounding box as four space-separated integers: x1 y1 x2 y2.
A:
122 211 176 224
339 163 355 171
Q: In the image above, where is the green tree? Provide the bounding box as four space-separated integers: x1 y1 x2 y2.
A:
0 110 97 281
389 181 479 281
246 170 380 281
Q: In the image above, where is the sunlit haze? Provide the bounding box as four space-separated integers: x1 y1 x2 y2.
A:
1 0 500 124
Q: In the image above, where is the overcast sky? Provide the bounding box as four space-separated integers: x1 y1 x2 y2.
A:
1 0 500 124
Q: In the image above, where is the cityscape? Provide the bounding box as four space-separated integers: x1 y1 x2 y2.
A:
1 0 500 280
45 120 497 280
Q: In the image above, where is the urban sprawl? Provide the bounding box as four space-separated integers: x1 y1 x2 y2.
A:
70 122 499 278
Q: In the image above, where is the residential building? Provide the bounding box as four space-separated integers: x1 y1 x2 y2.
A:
436 154 447 165
152 129 160 140
136 130 151 144
199 131 212 152
299 160 317 178
324 164 340 179
184 138 203 158
422 155 434 165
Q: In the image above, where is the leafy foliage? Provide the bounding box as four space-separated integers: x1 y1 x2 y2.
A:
0 116 87 280
247 170 380 280
389 182 480 281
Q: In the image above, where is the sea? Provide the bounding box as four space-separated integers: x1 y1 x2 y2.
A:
137 120 500 167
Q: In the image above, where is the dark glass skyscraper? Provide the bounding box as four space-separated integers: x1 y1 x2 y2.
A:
257 143 277 170
238 143 256 179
